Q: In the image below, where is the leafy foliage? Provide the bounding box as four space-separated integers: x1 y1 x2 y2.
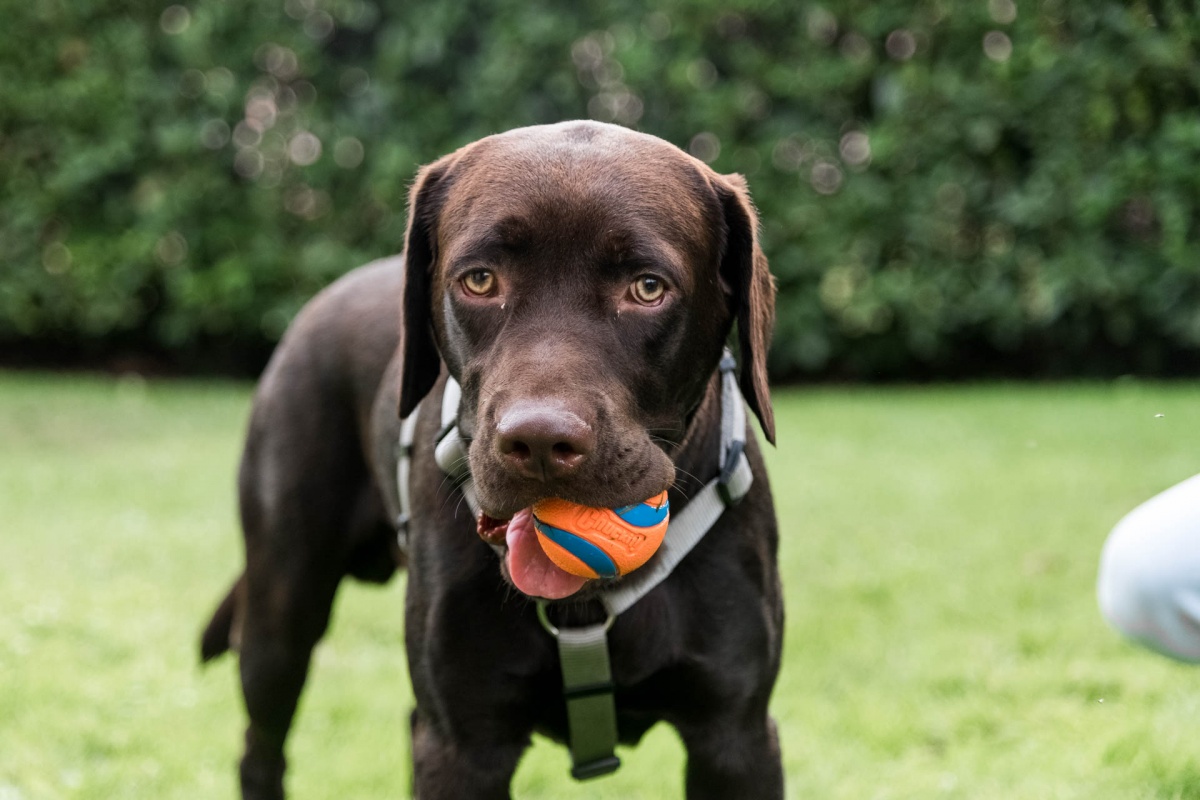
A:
2 0 1198 376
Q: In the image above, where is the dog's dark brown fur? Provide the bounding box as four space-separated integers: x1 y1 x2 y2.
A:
202 121 783 799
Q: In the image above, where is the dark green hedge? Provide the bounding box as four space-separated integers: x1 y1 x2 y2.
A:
3 0 1199 377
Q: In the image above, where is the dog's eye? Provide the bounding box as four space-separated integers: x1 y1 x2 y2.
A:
630 275 666 305
462 269 496 297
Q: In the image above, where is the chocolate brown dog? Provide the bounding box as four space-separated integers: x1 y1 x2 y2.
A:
201 121 783 799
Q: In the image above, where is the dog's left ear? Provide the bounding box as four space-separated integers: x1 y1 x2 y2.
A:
398 153 457 419
716 173 776 445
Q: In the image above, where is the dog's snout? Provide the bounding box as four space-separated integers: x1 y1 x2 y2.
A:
494 403 594 481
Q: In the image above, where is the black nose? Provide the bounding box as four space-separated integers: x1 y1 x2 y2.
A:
494 402 594 481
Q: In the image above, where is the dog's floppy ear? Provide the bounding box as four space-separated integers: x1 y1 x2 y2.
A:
398 154 456 418
716 173 777 444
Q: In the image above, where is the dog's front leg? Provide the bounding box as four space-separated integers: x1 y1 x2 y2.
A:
409 709 527 800
679 711 784 799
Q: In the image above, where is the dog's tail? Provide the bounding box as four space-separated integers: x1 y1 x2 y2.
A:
200 574 244 664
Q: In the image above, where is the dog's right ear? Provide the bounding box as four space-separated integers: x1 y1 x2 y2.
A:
398 154 456 419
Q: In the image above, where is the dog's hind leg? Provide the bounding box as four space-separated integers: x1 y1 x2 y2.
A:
236 481 374 797
233 357 382 799
237 564 342 799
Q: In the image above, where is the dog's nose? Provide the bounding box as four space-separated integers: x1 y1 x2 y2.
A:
494 403 594 481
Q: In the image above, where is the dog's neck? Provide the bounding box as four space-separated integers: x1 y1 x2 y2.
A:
669 371 727 507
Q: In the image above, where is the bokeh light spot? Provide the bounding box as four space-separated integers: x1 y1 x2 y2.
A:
811 161 844 195
288 132 322 166
154 232 188 266
886 29 916 61
333 137 364 169
284 0 313 21
232 121 261 149
304 11 335 41
983 31 1013 62
641 12 671 40
200 119 230 150
284 185 331 220
244 94 278 132
160 5 190 35
686 59 717 90
178 69 206 98
255 44 299 80
772 137 807 172
688 132 720 164
839 131 871 167
988 0 1018 24
806 7 838 45
839 32 871 63
205 67 235 97
587 90 643 125
42 242 71 275
234 148 264 179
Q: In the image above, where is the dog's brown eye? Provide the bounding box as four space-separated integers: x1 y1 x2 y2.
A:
631 275 666 305
462 269 496 297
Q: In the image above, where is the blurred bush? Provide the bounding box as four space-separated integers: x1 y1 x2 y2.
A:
2 0 1198 377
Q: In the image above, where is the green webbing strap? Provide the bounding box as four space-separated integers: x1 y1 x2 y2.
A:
537 602 621 780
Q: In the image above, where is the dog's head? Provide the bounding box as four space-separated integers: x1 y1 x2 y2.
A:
398 122 774 599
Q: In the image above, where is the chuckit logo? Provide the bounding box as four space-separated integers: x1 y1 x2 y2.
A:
580 508 646 552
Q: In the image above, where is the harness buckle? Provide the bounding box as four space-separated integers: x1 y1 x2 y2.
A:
571 755 622 781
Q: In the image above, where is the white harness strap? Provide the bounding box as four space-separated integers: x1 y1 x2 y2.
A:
431 378 484 521
394 411 420 551
395 350 754 611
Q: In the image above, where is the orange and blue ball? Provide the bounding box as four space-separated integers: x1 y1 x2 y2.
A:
531 492 670 579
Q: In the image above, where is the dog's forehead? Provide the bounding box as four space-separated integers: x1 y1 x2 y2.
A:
469 121 708 186
437 123 718 265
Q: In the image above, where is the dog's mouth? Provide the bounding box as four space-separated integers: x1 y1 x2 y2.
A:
477 509 589 600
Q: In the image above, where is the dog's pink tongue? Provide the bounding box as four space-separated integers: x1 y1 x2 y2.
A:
506 508 588 600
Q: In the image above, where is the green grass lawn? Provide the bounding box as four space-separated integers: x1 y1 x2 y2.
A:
1 372 1198 799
